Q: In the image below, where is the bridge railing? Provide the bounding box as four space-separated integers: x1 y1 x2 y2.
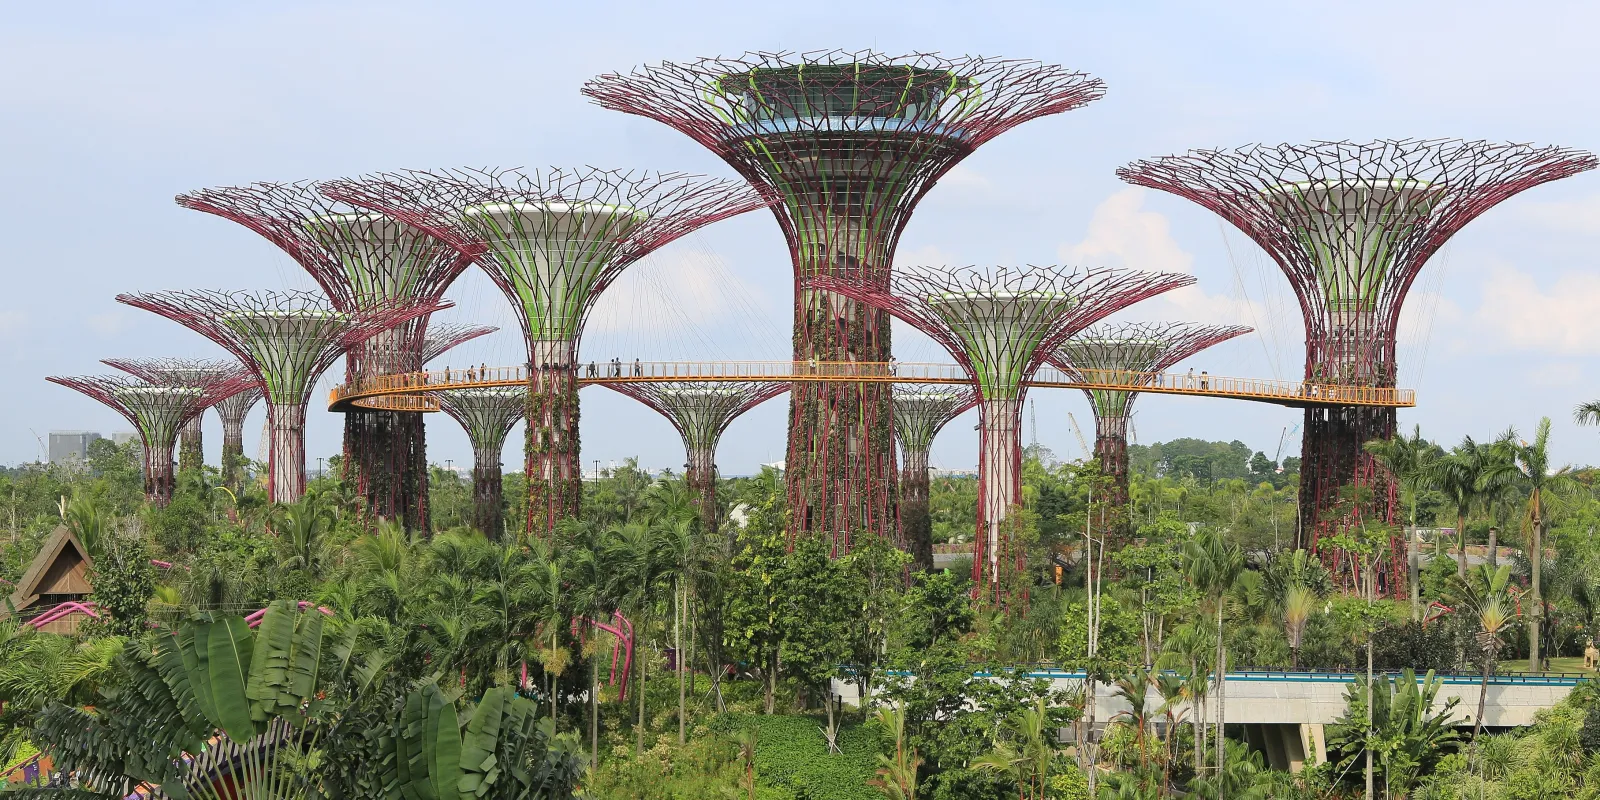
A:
328 361 1416 409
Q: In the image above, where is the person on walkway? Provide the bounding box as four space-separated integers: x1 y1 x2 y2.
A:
634 358 643 377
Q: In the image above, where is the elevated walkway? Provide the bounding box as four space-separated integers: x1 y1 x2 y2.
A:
329 361 1416 412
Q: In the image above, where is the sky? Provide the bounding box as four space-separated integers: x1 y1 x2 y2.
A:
4 0 1600 475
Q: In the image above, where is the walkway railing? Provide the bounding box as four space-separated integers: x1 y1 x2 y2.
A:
329 361 1416 412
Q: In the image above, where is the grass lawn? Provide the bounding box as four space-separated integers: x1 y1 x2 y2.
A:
1501 655 1595 675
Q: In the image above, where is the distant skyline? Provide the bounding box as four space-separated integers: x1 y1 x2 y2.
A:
6 1 1600 475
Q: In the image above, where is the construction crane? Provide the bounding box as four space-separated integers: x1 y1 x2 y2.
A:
1067 412 1091 460
1273 424 1299 471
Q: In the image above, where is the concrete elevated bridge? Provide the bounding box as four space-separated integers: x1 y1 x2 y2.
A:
834 668 1582 773
329 360 1417 413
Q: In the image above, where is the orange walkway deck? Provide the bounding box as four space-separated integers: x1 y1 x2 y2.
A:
328 361 1415 413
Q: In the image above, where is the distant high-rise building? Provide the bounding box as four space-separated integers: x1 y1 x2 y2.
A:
111 432 139 447
48 431 101 465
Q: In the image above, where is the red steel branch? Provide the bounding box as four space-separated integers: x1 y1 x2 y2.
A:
47 372 251 505
1051 321 1251 533
1117 139 1596 589
116 289 444 503
813 266 1193 598
604 381 787 538
324 168 769 536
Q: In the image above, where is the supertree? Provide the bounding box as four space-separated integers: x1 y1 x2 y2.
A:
434 387 525 541
1053 322 1251 537
176 181 477 531
117 290 444 504
1117 139 1596 562
47 373 250 505
584 51 1106 551
324 168 768 535
604 381 787 541
892 385 977 572
101 357 255 474
812 266 1194 596
212 383 264 491
421 323 498 365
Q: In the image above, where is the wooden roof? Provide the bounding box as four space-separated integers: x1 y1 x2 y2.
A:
8 525 93 613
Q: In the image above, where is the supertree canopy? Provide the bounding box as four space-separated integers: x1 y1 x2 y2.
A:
892 385 977 572
102 357 255 475
176 181 477 530
324 167 768 535
212 383 264 491
421 323 498 365
813 266 1193 596
117 290 444 504
435 387 526 541
1052 321 1250 533
1117 139 1597 556
47 373 249 505
584 50 1107 551
604 381 787 542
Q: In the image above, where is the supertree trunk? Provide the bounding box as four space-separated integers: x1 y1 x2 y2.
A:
1093 413 1132 542
472 452 505 541
268 403 308 504
899 447 934 572
787 285 897 552
221 414 247 489
686 447 719 542
527 342 580 535
178 416 203 474
343 325 431 530
146 442 177 506
977 400 1023 595
1301 405 1404 591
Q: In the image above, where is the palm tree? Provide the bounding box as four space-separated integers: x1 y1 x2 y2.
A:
869 706 922 800
1109 668 1156 771
1365 426 1437 620
1154 670 1191 790
1263 549 1331 670
1574 400 1600 428
1451 564 1516 737
1184 529 1244 791
1157 623 1215 778
1428 437 1487 581
972 696 1056 800
1489 418 1576 672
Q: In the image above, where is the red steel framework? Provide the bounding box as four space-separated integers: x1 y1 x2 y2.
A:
176 181 477 531
323 168 768 537
102 357 256 476
603 381 787 543
434 387 525 541
812 266 1193 597
584 50 1106 553
1117 139 1596 589
891 385 977 572
1052 321 1251 536
116 290 443 504
47 372 250 505
421 323 498 365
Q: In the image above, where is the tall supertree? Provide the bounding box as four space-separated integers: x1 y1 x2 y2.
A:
117 290 443 504
584 51 1107 551
1052 322 1251 534
892 385 977 572
176 182 477 530
212 383 264 491
604 381 787 540
324 168 768 535
421 323 498 365
47 373 249 505
434 387 525 541
1118 139 1596 559
813 266 1193 596
101 357 255 474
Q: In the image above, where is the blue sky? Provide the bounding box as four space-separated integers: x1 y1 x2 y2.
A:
4 1 1600 474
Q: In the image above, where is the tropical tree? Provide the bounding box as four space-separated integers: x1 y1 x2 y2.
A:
1450 564 1517 737
1326 668 1462 798
1486 418 1577 671
1184 528 1244 782
1428 437 1488 581
972 696 1057 800
1365 426 1437 619
869 705 922 800
1263 549 1332 668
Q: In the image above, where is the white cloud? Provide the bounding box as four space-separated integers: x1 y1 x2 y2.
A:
1517 195 1600 236
1059 188 1195 274
1471 266 1600 355
894 244 960 270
